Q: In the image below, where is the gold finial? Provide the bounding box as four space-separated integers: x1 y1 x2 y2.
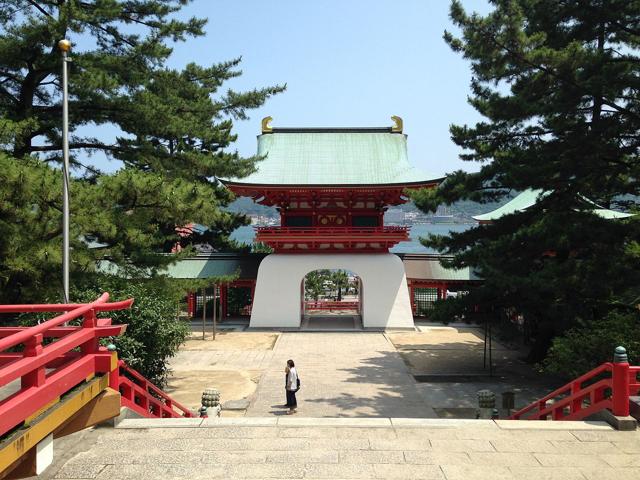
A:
391 115 403 133
58 39 72 53
261 116 273 133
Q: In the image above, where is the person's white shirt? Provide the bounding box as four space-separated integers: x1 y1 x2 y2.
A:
287 367 298 391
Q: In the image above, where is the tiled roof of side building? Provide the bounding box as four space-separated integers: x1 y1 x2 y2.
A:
473 189 634 222
222 120 442 186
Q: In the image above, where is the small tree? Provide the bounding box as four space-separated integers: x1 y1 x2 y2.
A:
72 275 190 387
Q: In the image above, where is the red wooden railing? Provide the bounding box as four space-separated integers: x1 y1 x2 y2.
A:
304 301 359 311
255 226 410 237
510 351 639 421
116 360 193 418
0 293 193 438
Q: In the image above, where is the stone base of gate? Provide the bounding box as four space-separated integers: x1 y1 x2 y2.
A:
249 253 414 329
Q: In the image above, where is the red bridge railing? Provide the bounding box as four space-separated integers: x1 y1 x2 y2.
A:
510 347 639 421
0 293 193 438
116 360 193 418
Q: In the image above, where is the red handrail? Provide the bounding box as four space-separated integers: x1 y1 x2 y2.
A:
510 359 634 421
0 294 132 437
116 361 194 418
629 366 640 396
0 294 194 437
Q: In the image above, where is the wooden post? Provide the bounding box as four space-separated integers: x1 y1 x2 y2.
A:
201 288 206 341
483 319 488 369
221 284 228 318
612 346 630 416
489 320 493 377
212 284 217 341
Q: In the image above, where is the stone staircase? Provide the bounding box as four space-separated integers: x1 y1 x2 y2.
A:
43 417 640 480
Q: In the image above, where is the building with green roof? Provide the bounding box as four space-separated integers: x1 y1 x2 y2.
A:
473 189 634 223
218 117 451 329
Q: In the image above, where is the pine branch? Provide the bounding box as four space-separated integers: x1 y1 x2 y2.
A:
26 0 53 18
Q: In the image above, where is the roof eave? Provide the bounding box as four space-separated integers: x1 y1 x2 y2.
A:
220 177 446 189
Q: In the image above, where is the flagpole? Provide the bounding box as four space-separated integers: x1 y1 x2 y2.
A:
59 39 71 303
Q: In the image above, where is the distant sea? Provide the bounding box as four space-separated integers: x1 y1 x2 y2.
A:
230 223 474 254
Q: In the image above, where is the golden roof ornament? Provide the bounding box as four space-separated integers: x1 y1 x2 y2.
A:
391 115 403 133
261 116 273 133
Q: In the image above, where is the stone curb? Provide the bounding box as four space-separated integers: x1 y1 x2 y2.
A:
115 417 615 430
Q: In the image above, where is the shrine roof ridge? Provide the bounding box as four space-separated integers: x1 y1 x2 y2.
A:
264 127 397 134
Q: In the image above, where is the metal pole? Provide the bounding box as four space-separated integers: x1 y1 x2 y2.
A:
212 284 217 341
59 39 71 303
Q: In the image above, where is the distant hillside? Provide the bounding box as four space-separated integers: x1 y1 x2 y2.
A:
225 195 514 220
225 197 278 216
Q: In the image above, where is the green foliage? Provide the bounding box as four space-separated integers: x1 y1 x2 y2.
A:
304 270 328 302
73 276 190 387
331 270 349 301
226 286 252 316
544 310 640 379
0 1 284 303
303 269 358 302
411 0 640 361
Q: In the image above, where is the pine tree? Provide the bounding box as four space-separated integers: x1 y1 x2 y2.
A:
412 0 640 361
0 1 284 302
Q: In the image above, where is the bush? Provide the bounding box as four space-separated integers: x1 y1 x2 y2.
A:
71 275 190 387
543 310 640 379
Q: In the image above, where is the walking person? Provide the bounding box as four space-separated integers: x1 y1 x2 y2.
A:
284 359 299 414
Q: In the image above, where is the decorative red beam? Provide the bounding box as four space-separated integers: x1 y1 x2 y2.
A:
255 226 409 253
223 183 439 207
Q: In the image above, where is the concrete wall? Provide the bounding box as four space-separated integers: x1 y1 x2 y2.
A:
250 253 414 329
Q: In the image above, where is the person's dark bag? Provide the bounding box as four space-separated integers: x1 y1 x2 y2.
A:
296 377 301 392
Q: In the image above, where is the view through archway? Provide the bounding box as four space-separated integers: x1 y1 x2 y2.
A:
301 269 362 329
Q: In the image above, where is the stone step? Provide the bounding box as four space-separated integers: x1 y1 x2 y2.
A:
114 416 615 430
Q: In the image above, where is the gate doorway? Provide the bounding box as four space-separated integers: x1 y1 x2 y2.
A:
301 269 362 330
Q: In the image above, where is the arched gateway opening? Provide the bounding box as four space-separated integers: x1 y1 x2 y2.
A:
249 253 413 329
301 269 362 329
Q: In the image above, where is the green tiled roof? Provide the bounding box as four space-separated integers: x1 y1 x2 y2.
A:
97 254 264 280
225 131 440 185
163 258 241 279
473 189 634 222
401 254 480 282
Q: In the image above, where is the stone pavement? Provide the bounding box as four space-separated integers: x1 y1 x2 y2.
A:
388 327 557 417
43 417 640 480
165 333 278 411
246 332 437 417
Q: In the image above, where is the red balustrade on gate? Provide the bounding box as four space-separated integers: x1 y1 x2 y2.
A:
510 358 638 421
0 293 193 438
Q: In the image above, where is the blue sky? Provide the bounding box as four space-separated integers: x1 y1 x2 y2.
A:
84 0 492 177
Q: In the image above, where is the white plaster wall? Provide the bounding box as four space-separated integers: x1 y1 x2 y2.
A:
250 253 414 329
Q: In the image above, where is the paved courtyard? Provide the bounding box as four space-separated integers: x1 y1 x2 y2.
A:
168 328 554 417
247 332 437 417
42 417 640 480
